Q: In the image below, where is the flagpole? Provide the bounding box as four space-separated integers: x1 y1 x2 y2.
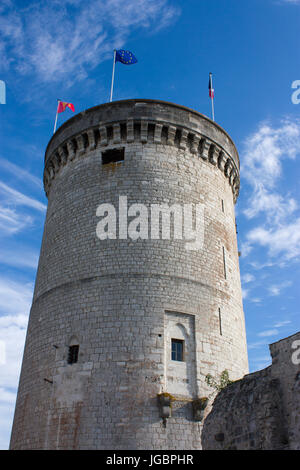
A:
110 50 116 102
210 73 215 122
53 99 60 134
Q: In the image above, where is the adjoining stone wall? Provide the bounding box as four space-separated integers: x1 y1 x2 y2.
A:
202 332 300 450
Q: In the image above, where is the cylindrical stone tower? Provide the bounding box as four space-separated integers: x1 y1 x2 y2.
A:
10 99 248 450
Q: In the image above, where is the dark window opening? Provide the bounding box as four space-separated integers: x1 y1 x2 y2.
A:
171 339 184 361
147 123 155 142
68 345 79 364
174 129 181 147
106 126 113 141
102 147 124 165
161 126 168 144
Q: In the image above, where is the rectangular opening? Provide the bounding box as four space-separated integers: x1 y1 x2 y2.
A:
171 338 184 362
102 147 124 165
68 345 79 364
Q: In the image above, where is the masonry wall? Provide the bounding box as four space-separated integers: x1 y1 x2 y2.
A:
10 100 248 450
202 331 300 450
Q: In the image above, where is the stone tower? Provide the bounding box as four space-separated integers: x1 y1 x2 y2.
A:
10 99 248 450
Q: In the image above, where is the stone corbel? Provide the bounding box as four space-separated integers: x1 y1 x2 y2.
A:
232 176 240 202
157 393 172 426
201 139 211 161
113 123 121 144
127 118 134 143
224 159 233 178
229 167 237 187
209 145 218 166
154 123 163 144
190 134 200 154
87 129 96 150
179 128 189 151
52 152 60 173
99 124 108 146
76 134 85 155
57 146 67 166
167 125 177 145
43 171 50 192
48 164 55 180
192 397 208 422
218 151 227 172
67 140 75 161
140 119 148 143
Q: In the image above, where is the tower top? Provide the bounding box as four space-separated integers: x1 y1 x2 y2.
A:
44 99 240 201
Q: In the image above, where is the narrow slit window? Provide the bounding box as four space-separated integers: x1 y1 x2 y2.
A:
171 339 184 362
102 147 124 165
221 199 224 213
222 246 227 279
218 308 223 336
68 345 79 364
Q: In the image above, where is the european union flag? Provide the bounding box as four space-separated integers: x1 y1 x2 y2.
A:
115 49 138 65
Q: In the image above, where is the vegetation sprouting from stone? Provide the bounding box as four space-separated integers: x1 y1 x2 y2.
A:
205 370 233 392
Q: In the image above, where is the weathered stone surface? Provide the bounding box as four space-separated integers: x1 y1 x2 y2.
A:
202 332 300 450
10 99 248 450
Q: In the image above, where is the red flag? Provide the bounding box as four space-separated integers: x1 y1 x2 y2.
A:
57 101 75 113
208 73 214 99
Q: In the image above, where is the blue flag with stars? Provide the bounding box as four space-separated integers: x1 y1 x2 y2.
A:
115 49 138 65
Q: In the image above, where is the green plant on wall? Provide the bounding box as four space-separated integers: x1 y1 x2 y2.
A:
205 369 233 392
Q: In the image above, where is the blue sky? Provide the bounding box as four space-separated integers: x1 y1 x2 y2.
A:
1 0 300 449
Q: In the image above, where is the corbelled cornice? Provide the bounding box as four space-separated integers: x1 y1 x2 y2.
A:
44 100 240 202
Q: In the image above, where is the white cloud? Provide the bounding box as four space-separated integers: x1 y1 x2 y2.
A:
247 340 269 350
280 0 300 4
241 119 300 222
247 218 300 261
267 281 292 296
0 312 28 389
0 387 16 405
0 0 180 84
243 187 297 223
0 182 46 212
258 329 279 337
249 260 275 270
242 288 249 299
241 273 255 284
249 297 262 304
0 278 33 316
0 206 33 235
0 246 39 269
0 278 33 449
0 158 42 190
0 181 46 235
273 320 291 327
241 118 300 263
0 396 16 449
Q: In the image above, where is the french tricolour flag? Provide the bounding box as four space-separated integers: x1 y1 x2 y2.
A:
209 73 214 99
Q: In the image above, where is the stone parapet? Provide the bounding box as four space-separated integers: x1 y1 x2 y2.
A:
44 100 240 202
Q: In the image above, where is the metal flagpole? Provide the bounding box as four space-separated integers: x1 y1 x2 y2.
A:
110 50 117 102
210 73 215 122
53 99 60 134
